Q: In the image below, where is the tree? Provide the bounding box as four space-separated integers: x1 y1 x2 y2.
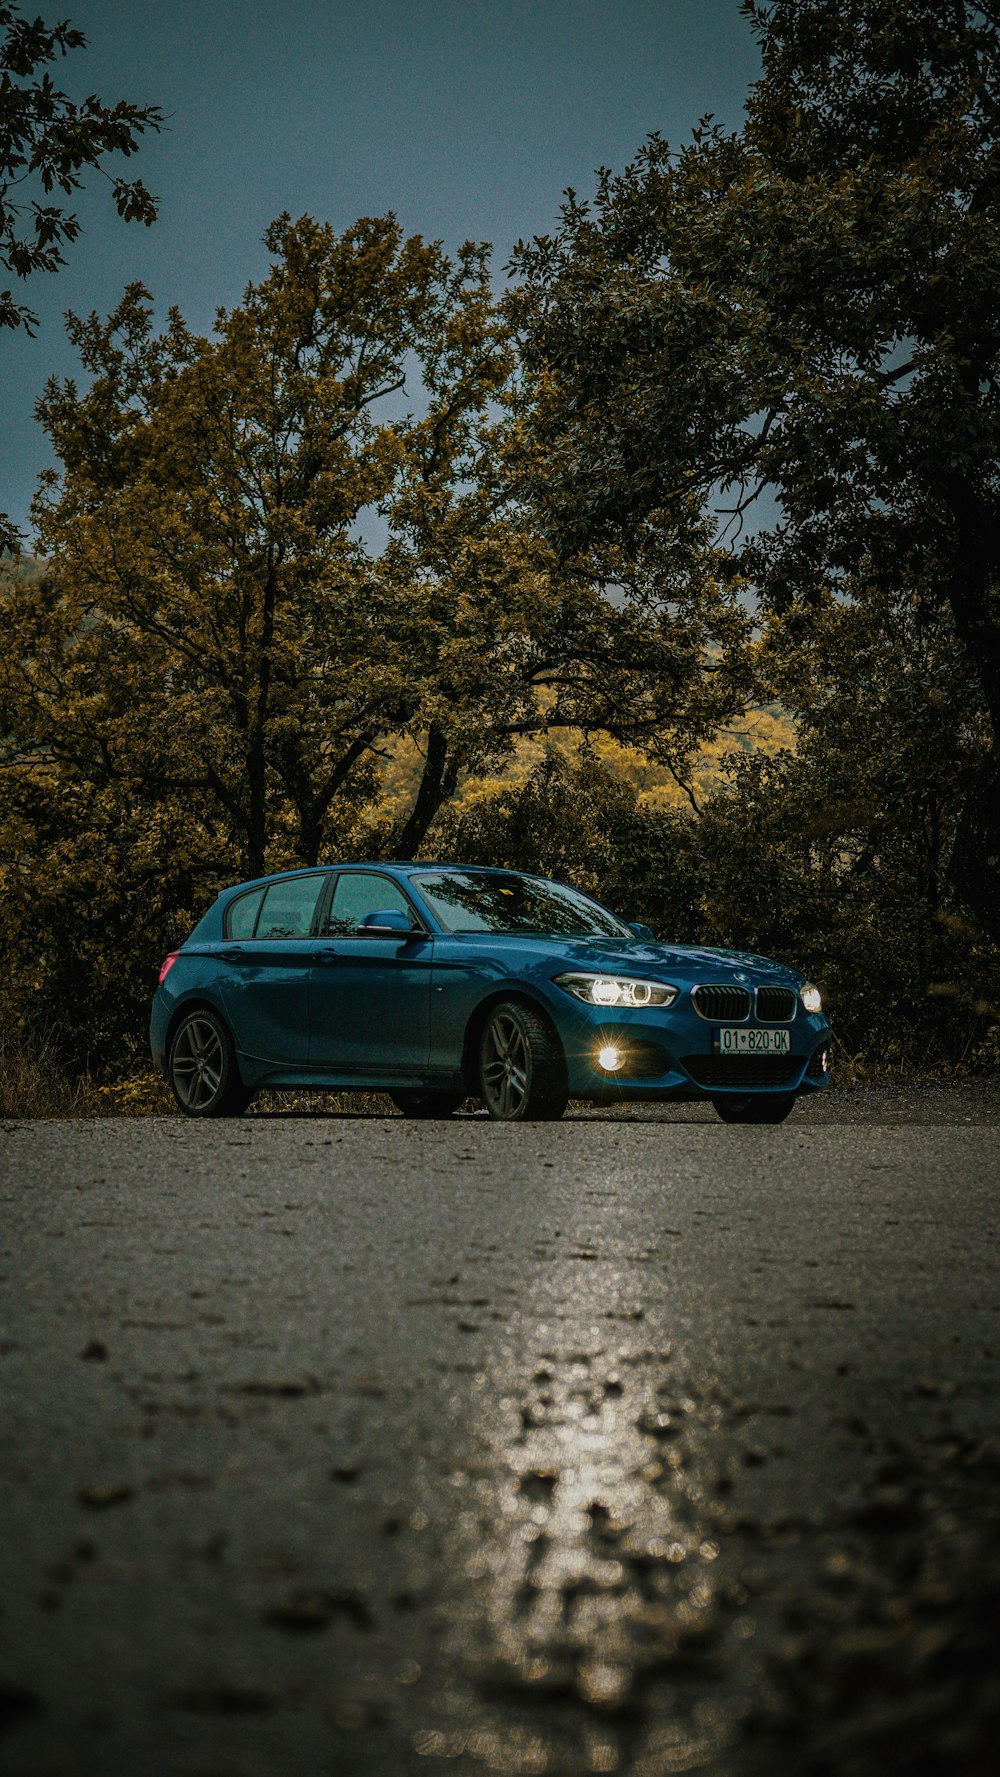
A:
379 465 750 853
4 217 481 878
3 210 746 873
1 211 751 1074
695 582 999 1064
1 1 162 549
435 746 706 936
432 582 1000 1073
0 2 162 331
0 755 227 1075
510 0 1000 935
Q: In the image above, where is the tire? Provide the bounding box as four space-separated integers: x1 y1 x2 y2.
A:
478 1001 568 1122
390 1090 466 1119
712 1092 797 1125
168 1007 251 1118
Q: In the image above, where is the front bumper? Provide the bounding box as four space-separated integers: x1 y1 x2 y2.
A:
550 994 832 1100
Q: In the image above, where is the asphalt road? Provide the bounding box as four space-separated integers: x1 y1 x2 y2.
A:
1 1091 999 1777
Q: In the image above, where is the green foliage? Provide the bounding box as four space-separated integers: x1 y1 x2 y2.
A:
436 748 705 938
7 219 502 882
0 990 86 1117
969 1021 1000 1075
1 213 746 1076
689 579 999 1067
0 770 228 1073
695 752 998 1070
6 6 999 1088
4 214 742 883
0 1 162 333
1 0 163 551
510 0 1000 936
442 675 1000 1074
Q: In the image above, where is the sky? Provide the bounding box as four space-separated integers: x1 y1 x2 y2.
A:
2 0 761 537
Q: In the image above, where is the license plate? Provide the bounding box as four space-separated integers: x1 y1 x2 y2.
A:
714 1027 791 1055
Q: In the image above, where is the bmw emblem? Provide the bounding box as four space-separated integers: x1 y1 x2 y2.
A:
734 971 749 983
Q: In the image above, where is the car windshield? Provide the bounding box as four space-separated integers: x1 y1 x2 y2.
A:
411 870 633 938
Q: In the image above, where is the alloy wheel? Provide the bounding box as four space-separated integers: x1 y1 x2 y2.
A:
170 1014 227 1112
480 1009 531 1119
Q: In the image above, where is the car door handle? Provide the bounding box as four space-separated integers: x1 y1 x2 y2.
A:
222 945 245 962
312 947 338 965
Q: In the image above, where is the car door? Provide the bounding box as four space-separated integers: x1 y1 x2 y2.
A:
218 873 327 1067
308 871 432 1075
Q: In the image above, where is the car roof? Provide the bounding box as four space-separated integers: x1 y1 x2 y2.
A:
219 861 538 899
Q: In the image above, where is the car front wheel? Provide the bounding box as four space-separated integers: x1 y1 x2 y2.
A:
712 1093 797 1125
168 1008 251 1118
478 1001 568 1122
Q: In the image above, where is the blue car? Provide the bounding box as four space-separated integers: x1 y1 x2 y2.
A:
150 863 831 1124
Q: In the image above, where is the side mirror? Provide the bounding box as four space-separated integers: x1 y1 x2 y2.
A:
358 909 417 937
628 921 655 941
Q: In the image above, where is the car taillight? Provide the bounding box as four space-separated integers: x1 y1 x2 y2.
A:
159 951 180 984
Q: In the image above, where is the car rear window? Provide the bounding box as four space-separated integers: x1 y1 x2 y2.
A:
226 887 264 939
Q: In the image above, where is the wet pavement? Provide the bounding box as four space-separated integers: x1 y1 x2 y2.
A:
1 1098 999 1775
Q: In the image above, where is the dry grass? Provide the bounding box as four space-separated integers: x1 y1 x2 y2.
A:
0 1024 409 1120
0 1009 176 1119
828 1034 1000 1088
0 1020 96 1119
248 1089 403 1118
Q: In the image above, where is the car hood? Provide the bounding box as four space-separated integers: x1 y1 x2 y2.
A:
556 939 799 983
451 932 802 985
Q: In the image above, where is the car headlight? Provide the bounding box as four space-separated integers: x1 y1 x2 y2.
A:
800 981 823 1013
555 972 678 1008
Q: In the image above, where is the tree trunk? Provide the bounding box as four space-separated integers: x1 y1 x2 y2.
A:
396 724 459 857
244 563 277 880
942 478 1000 941
952 754 1000 943
288 735 376 866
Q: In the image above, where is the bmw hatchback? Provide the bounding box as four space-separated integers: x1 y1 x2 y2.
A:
150 863 831 1122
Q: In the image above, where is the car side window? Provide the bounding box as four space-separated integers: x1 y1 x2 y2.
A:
323 873 413 936
226 887 264 940
255 874 325 939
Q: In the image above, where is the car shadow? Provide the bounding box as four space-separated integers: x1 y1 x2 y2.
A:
246 1106 719 1125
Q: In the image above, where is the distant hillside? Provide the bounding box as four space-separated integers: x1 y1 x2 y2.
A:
378 708 797 824
0 551 43 584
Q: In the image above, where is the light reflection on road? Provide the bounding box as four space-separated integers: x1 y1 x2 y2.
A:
431 1280 752 1773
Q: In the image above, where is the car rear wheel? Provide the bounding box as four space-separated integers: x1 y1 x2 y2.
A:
478 1001 568 1122
168 1008 251 1118
390 1090 466 1119
712 1092 797 1125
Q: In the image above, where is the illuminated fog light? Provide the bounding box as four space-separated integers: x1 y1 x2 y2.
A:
820 1049 829 1071
597 1044 625 1072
